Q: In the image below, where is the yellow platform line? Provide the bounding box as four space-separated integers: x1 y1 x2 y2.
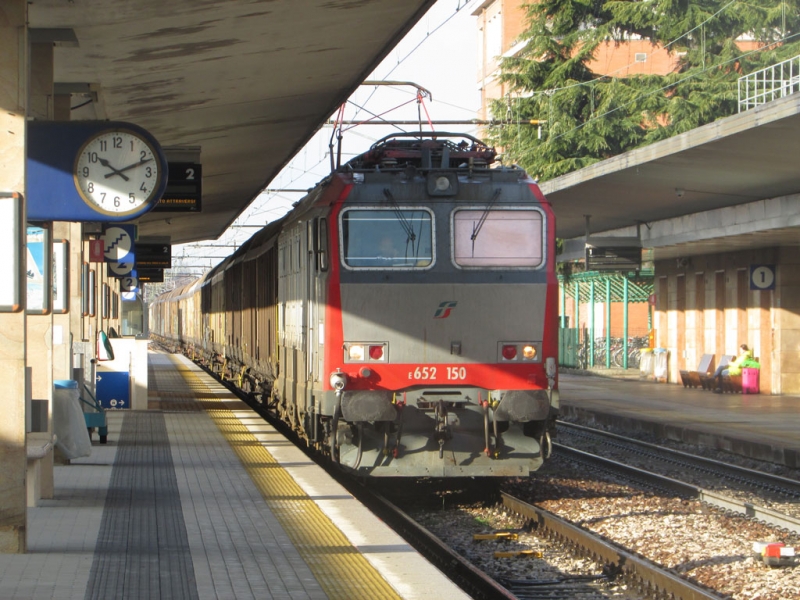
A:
168 357 402 600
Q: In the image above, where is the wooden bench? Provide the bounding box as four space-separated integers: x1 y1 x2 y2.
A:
679 354 714 388
698 354 736 390
26 433 56 507
721 373 742 393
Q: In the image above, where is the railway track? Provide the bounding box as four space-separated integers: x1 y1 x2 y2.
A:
199 364 799 599
499 492 721 600
219 365 681 599
557 421 800 533
359 481 721 600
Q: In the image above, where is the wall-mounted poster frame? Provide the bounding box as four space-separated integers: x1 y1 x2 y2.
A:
26 222 52 315
101 282 110 318
88 269 96 317
112 291 119 319
81 262 89 316
53 240 69 314
0 192 23 312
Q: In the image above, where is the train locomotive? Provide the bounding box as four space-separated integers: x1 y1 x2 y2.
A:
150 132 559 477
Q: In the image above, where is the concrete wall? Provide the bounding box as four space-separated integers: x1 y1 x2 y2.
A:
0 0 28 553
775 247 800 393
654 248 780 392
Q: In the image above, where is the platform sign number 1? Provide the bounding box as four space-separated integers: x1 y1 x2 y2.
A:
750 265 775 291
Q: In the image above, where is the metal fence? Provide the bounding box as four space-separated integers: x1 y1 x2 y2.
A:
738 54 800 112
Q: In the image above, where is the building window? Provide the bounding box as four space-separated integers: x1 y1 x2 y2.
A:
635 53 647 63
487 13 502 60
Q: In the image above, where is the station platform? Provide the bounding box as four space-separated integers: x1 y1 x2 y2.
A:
0 352 469 600
559 369 800 469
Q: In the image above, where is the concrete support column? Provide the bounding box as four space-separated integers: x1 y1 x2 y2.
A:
27 35 54 501
0 0 28 553
776 249 800 393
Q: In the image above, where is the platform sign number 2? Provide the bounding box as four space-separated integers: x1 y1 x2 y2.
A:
750 265 775 291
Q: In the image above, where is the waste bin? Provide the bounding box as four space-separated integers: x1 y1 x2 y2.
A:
53 380 92 459
653 348 669 383
742 368 760 394
639 348 655 379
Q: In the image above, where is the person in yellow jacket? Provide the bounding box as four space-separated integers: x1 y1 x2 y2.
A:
713 344 752 393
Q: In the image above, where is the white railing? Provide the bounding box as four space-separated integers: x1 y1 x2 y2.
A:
738 54 800 112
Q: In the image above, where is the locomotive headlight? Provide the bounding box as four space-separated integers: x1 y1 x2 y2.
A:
435 176 450 191
522 345 537 360
330 369 347 391
348 344 365 361
368 345 385 361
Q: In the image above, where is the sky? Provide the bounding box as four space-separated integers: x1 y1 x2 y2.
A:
172 0 483 272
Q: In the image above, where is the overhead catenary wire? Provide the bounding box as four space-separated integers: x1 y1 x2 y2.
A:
177 0 482 265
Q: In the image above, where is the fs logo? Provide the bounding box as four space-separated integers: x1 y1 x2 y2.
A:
434 301 458 319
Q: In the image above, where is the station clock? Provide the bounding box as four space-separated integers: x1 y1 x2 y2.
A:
74 129 163 217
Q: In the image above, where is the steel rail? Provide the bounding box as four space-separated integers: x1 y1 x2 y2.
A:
554 443 800 534
350 487 519 600
501 492 723 600
558 420 800 496
217 366 518 600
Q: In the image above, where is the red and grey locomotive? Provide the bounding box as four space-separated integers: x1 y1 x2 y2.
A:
150 132 559 477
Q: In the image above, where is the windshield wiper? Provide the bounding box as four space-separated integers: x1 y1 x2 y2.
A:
471 188 502 249
383 188 416 243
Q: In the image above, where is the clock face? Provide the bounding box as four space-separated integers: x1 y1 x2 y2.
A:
74 129 162 216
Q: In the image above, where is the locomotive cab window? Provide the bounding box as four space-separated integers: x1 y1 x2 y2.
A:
341 208 434 269
452 208 544 268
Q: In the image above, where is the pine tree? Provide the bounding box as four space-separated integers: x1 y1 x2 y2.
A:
488 0 800 181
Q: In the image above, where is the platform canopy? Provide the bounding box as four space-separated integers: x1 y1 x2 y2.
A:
28 0 437 244
541 93 800 259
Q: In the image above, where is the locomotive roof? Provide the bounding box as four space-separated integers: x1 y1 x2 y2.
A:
342 132 499 172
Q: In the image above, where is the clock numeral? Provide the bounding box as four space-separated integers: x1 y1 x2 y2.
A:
99 141 107 151
113 136 122 149
88 182 94 193
140 150 148 161
114 196 121 208
129 193 136 204
140 182 147 192
101 192 106 202
82 167 89 177
88 152 99 163
145 167 152 178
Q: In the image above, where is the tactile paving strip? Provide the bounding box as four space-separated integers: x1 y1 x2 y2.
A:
148 360 204 411
84 411 199 600
169 356 402 600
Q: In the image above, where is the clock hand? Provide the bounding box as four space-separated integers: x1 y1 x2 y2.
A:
111 156 154 177
98 158 130 181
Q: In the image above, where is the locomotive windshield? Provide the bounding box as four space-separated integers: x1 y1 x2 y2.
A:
341 208 433 269
453 208 544 268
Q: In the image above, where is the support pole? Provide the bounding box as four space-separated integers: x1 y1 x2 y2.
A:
623 277 630 369
606 279 611 368
589 281 595 367
574 282 580 366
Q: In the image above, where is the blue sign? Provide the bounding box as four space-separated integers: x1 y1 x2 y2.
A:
103 224 136 279
96 370 130 410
